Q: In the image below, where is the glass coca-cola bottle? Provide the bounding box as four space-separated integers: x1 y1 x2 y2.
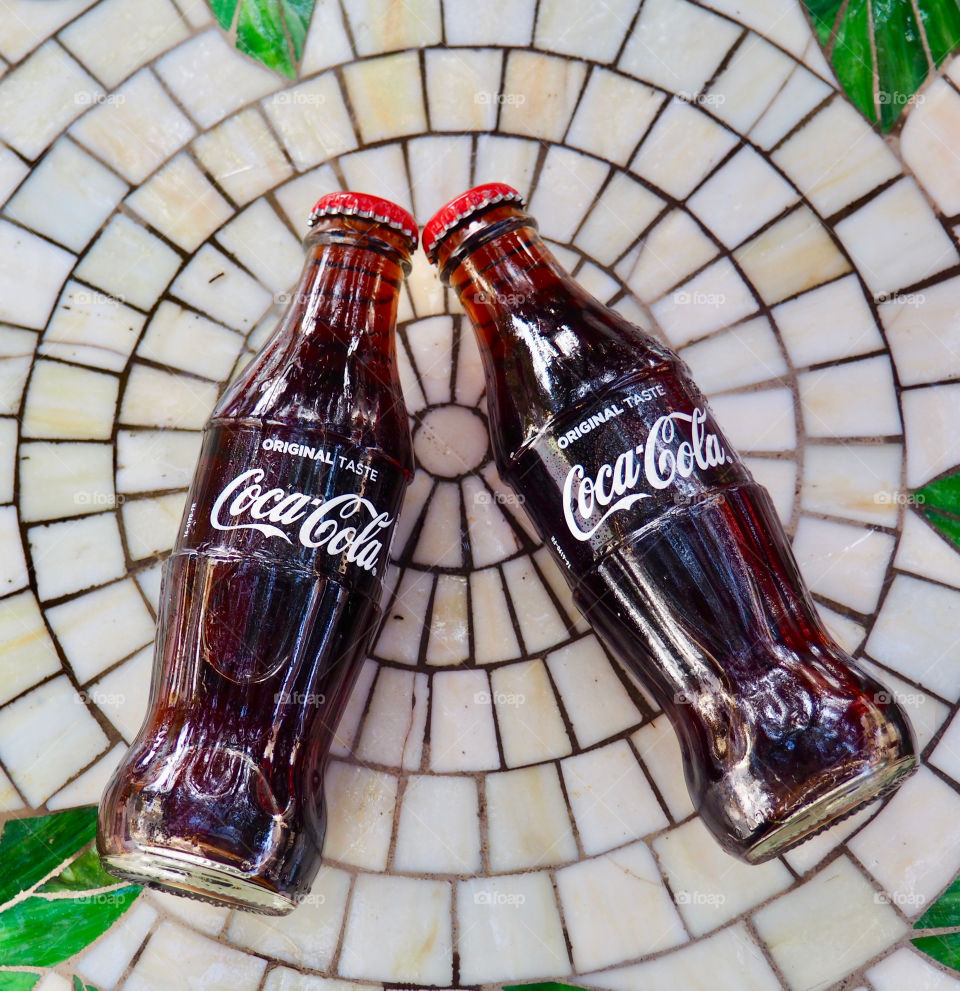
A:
424 183 916 863
98 193 417 913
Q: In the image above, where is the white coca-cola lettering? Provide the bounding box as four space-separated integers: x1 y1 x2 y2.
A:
562 406 733 542
210 468 392 572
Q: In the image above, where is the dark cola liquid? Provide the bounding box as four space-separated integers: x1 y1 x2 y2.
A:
448 217 916 861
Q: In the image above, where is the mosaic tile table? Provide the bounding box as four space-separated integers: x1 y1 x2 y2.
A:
5 0 960 989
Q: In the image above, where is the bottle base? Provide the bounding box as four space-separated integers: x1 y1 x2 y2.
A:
742 753 917 864
101 848 296 916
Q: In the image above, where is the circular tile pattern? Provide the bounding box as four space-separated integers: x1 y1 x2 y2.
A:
1 2 960 990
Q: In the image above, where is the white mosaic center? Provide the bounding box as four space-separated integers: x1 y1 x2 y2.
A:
413 403 490 477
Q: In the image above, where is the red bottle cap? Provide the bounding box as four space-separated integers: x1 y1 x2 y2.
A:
422 182 525 263
308 191 418 252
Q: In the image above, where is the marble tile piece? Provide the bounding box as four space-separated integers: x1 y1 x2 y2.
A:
859 657 949 754
430 668 500 772
679 316 787 394
491 658 572 767
625 209 718 303
263 73 358 171
801 442 901 527
192 107 294 207
709 388 797 452
443 0 536 45
70 68 196 184
868 946 960 991
499 50 587 143
376 567 432 663
895 510 960 591
299 0 353 74
867 573 960 700
0 0 98 62
339 873 452 986
75 213 182 311
344 0 441 54
502 555 569 655
329 658 378 759
5 136 127 252
60 0 189 89
734 205 851 305
473 135 540 200
631 716 695 821
216 198 302 295
849 767 960 917
457 872 571 984
773 98 902 219
0 762 22 810
407 135 473 225
792 515 894 614
144 888 229 936
798 355 901 439
226 866 352 970
902 78 960 216
343 51 427 144
126 152 233 252
902 383 960 488
700 0 815 58
339 143 413 213
461 476 521 568
90 645 151 742
0 416 16 500
169 243 273 331
706 34 796 133
28 511 125 601
881 276 960 387
650 256 758 345
75 899 158 991
404 315 453 405
134 561 163 615
0 503 25 597
403 249 445 321
0 145 29 209
426 574 469 666
115 428 202 493
0 589 61 706
424 48 502 133
0 41 101 159
120 363 218 430
264 972 380 991
750 64 833 149
753 854 905 991
533 546 590 633
321 761 397 871
470 566 522 664
41 281 145 373
577 261 621 302
781 802 878 876
138 301 243 381
0 674 108 806
574 171 665 266
124 920 266 991
46 742 124 809
547 636 643 749
557 840 688 971
356 666 422 768
20 359 118 441
654 818 793 936
528 147 612 242
393 773 481 874
18 440 115 522
582 921 781 991
389 469 432 559
836 178 958 296
0 220 75 330
156 28 281 128
536 0 641 61
773 273 883 368
744 456 797 524
485 762 577 871
562 739 668 854
630 98 739 200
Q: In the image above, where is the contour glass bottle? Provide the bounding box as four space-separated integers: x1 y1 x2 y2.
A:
423 183 916 863
98 192 417 912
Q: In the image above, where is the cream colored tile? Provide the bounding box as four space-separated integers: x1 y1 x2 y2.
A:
170 243 273 330
0 0 97 62
625 209 718 302
798 355 900 438
546 636 642 748
895 510 960 590
632 716 695 820
343 51 427 143
425 48 501 132
882 275 960 386
20 360 117 441
473 135 540 199
5 137 128 252
344 0 441 54
375 567 432 663
734 206 851 304
706 34 796 133
394 774 481 873
461 477 520 569
486 763 577 870
837 178 958 295
0 416 16 499
750 64 832 149
745 455 797 524
861 658 948 753
125 921 265 991
215 198 302 294
76 899 157 990
869 946 960 991
28 512 125 600
679 317 787 394
0 41 101 158
119 363 217 429
558 841 687 970
115 428 202 493
457 873 570 984
537 0 641 60
70 68 196 183
405 315 454 406
782 802 876 876
502 555 568 654
407 135 472 225
300 0 352 73
90 646 151 743
339 874 451 985
0 145 29 208
44 742 124 807
356 667 425 768
0 506 26 598
339 143 413 212
60 0 189 89
709 388 796 452
499 50 587 142
138 302 242 381
491 658 572 767
575 172 665 266
264 970 378 991
529 146 610 243
156 28 280 127
700 0 812 57
19 441 115 521
470 566 522 663
753 856 905 990
321 761 397 870
0 326 34 416
121 491 186 561
620 0 741 96
801 443 901 526
0 675 108 805
430 669 500 771
0 220 75 330
144 889 228 935
75 214 182 310
903 384 960 488
903 78 960 215
426 574 469 667
330 658 378 758
0 589 60 705
443 0 535 44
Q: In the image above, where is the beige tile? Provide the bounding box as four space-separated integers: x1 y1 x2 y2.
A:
499 50 587 142
321 761 397 870
344 0 441 54
21 360 118 441
343 51 427 143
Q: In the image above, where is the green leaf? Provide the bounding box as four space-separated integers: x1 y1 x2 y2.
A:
913 471 960 551
916 873 960 929
914 932 960 971
503 985 591 991
0 974 40 991
207 0 317 77
280 0 313 60
804 0 960 131
38 847 119 894
0 887 140 967
209 0 239 28
0 807 98 906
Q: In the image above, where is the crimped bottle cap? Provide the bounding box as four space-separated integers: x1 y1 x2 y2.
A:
308 191 418 252
422 182 525 263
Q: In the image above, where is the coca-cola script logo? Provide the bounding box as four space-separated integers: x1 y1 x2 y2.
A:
562 407 733 541
210 468 393 572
